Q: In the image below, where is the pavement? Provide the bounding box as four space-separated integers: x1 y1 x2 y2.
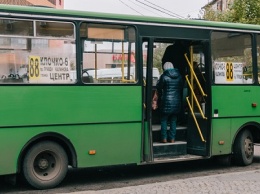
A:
63 169 260 194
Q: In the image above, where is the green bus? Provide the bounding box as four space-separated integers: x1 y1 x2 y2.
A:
0 5 260 190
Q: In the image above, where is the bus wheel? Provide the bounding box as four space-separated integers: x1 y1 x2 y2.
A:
22 141 68 189
233 130 254 166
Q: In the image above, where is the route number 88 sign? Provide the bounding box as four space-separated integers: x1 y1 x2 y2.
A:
214 62 243 84
226 62 233 81
29 56 40 80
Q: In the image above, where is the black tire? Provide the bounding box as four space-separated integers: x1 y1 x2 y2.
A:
233 130 254 166
22 141 68 189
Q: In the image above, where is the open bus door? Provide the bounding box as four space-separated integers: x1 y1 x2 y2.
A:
185 43 209 156
142 38 155 162
143 39 210 163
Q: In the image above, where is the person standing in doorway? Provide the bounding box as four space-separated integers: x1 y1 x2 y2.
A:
156 62 182 143
162 41 189 125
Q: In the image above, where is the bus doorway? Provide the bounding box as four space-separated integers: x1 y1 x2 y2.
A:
143 39 209 162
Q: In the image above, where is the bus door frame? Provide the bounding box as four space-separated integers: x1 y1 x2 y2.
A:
186 40 211 157
142 37 155 162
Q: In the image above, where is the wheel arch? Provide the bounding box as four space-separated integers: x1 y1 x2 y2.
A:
17 132 77 173
232 121 260 151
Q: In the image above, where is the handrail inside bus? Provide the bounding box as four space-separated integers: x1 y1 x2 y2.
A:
121 41 125 82
186 96 206 143
119 42 135 83
185 75 207 120
184 46 207 143
185 53 207 97
243 73 253 76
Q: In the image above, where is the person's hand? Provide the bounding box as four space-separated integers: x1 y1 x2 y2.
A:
152 100 158 110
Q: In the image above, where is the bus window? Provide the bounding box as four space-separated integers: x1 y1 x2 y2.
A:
0 19 33 36
80 23 137 84
211 31 253 84
0 19 76 84
36 21 74 38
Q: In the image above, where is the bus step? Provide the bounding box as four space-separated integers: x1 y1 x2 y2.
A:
153 141 187 158
152 154 206 163
152 125 187 142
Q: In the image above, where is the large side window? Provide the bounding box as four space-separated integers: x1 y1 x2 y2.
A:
0 19 76 84
80 23 137 84
211 31 253 84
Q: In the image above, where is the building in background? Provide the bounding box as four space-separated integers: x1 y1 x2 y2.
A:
0 0 64 9
205 0 233 12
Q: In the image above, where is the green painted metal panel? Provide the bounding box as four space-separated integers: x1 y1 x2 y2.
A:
0 86 141 126
211 117 260 156
76 122 142 167
211 85 260 155
212 86 260 118
211 119 231 155
0 123 142 174
0 86 142 175
0 126 75 175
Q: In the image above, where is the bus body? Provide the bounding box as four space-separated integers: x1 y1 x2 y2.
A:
0 5 260 189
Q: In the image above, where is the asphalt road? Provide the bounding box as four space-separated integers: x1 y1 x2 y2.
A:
1 146 260 194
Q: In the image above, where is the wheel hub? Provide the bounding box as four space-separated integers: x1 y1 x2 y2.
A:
38 158 49 170
245 138 253 158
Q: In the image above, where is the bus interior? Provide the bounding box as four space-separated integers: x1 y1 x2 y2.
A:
147 39 208 162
